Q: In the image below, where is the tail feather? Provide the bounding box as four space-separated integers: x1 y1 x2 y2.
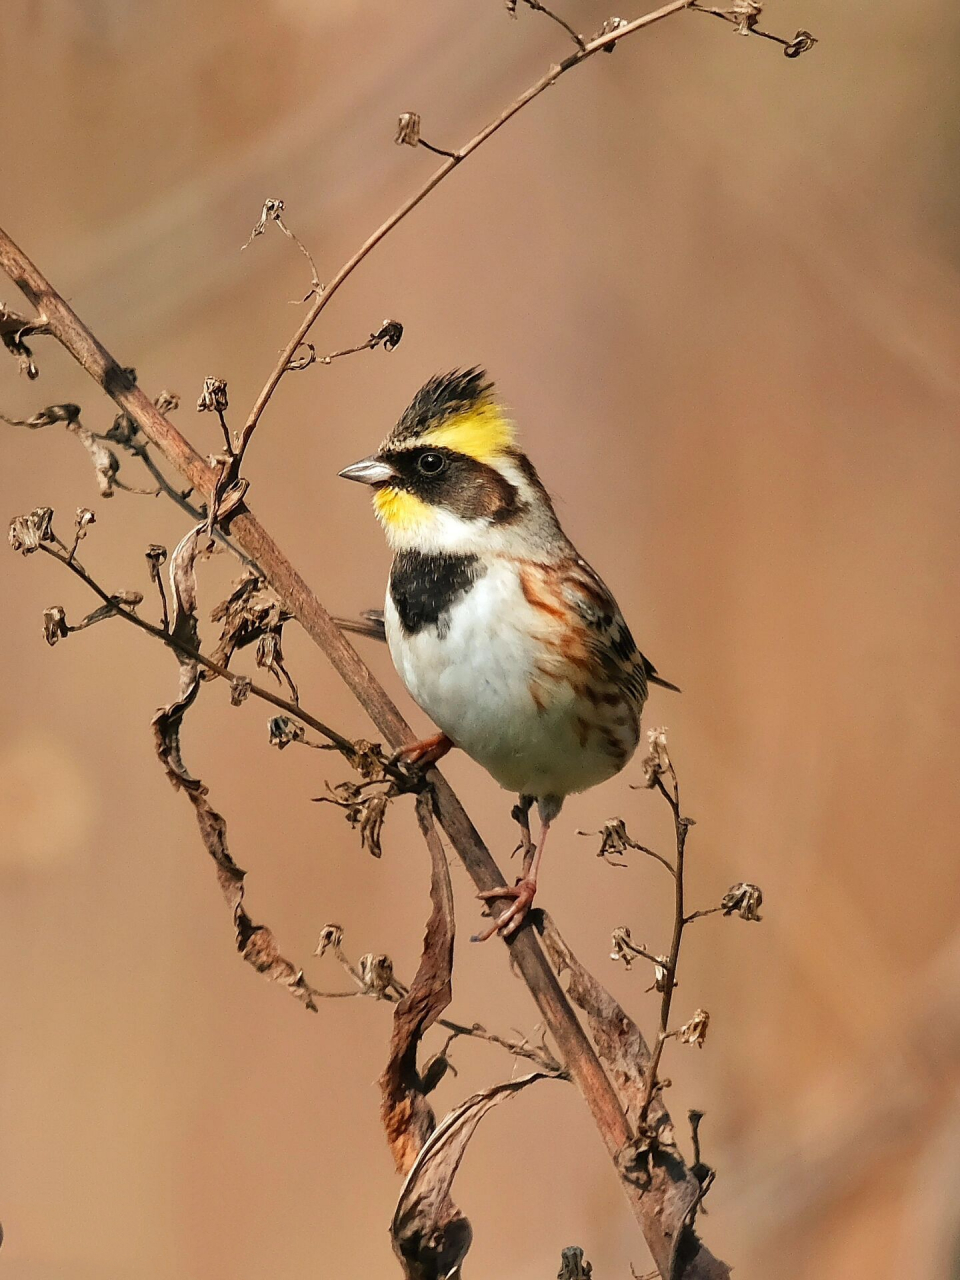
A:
648 672 682 694
333 608 387 643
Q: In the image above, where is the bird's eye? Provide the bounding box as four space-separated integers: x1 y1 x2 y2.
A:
417 451 447 476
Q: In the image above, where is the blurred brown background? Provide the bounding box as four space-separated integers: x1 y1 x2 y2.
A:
3 2 960 1277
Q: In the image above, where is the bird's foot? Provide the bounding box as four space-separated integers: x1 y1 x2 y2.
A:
471 877 538 942
391 732 454 769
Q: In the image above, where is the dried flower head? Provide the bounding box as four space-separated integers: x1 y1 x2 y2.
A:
395 112 421 147
9 507 55 554
230 676 252 706
580 817 641 862
268 715 306 749
720 882 763 921
113 590 144 609
105 410 138 446
155 390 180 414
145 544 168 577
558 1246 593 1280
359 952 395 998
640 726 671 787
246 198 285 240
75 507 96 536
372 319 404 352
42 605 69 646
610 925 639 967
609 926 670 985
651 960 671 994
594 15 628 48
730 0 762 35
784 29 817 57
345 739 393 783
315 924 344 958
678 1009 710 1048
196 377 229 413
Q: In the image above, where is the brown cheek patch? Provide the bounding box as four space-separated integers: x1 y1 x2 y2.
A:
444 461 521 522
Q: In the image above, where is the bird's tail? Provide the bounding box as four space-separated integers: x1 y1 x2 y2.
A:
333 608 387 642
648 672 682 694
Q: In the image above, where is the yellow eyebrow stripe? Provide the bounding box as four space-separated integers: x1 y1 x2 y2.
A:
418 402 514 464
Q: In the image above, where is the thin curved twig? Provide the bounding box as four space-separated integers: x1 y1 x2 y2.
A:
234 0 694 462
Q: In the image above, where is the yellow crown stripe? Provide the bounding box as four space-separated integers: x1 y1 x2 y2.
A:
418 403 514 464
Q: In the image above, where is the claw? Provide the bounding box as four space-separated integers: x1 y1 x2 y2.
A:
471 878 538 942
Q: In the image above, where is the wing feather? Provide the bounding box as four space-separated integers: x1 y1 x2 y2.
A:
560 557 678 707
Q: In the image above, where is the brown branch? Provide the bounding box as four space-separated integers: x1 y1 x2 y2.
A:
234 0 694 462
0 218 729 1279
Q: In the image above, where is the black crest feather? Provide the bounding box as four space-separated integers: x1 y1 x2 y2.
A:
388 368 493 445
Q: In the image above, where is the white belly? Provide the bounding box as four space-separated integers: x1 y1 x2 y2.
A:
385 560 631 800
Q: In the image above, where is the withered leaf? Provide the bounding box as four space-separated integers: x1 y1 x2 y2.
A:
391 1072 554 1280
63 590 145 635
206 571 295 697
152 522 320 1010
381 794 454 1177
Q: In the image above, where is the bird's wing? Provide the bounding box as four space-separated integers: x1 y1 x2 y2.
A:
561 557 680 705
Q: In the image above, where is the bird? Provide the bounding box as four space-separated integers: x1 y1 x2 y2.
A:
338 369 678 941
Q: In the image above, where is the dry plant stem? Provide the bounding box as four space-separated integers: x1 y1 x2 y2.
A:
323 936 564 1075
36 541 362 761
638 771 689 1126
236 0 693 459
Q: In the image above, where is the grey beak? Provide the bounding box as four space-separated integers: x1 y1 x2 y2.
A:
338 455 397 486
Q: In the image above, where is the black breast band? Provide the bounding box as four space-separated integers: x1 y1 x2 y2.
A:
390 550 485 636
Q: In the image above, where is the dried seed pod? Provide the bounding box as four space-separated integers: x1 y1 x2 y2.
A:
315 924 344 957
42 605 69 646
720 882 763 921
196 377 229 413
268 715 305 749
395 112 421 147
678 1009 710 1048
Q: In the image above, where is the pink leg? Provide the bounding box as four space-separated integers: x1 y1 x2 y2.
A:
393 731 454 768
472 817 551 942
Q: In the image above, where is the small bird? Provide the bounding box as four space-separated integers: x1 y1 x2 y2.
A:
339 369 677 940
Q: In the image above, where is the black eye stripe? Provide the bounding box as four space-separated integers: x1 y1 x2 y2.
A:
380 446 523 522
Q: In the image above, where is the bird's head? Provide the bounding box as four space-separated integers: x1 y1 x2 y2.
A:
339 369 559 555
